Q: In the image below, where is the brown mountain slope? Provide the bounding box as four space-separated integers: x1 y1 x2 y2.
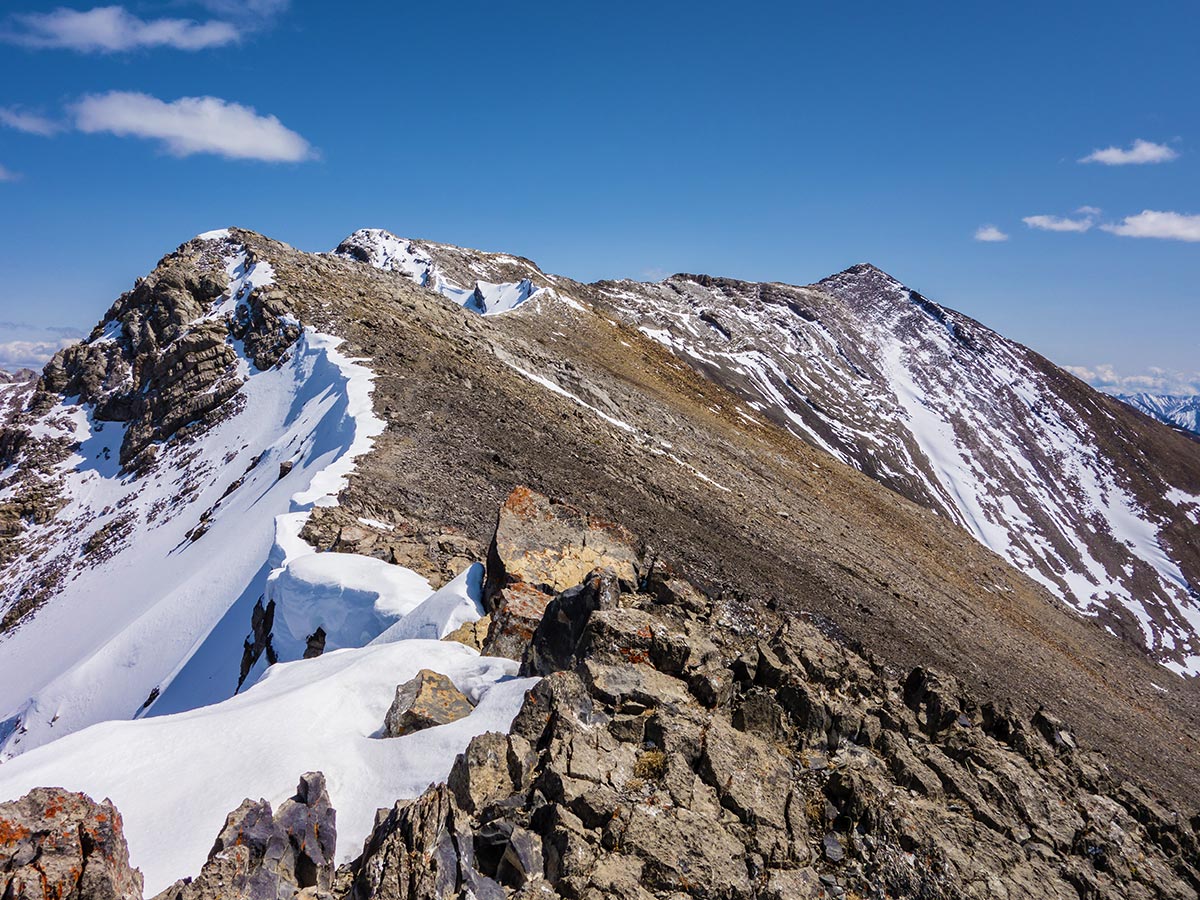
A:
221 230 1200 806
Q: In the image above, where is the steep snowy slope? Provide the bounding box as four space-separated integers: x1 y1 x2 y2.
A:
335 233 1200 676
589 266 1200 674
0 231 431 758
1119 392 1200 437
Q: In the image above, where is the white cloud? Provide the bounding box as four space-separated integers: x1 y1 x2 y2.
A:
0 106 63 136
1023 212 1095 233
72 91 314 162
1100 210 1200 242
0 338 76 369
0 163 17 182
1075 205 1102 217
2 5 239 52
1065 363 1200 396
1080 139 1179 165
973 224 1009 242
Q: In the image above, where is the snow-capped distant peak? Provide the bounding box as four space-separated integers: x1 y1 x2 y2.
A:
334 229 435 284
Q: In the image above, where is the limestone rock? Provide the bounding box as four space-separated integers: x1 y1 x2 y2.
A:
0 787 143 900
384 669 474 737
482 487 639 609
441 614 489 651
447 732 518 815
522 568 621 675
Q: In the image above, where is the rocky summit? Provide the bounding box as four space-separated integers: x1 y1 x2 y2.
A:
0 227 1198 898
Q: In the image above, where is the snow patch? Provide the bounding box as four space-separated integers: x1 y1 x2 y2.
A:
334 229 546 316
0 638 533 895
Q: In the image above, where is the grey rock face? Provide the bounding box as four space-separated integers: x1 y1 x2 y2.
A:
383 669 474 738
152 771 336 900
0 787 143 900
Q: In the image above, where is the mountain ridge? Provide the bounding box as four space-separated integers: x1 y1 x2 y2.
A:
330 230 1200 674
1 226 1198 814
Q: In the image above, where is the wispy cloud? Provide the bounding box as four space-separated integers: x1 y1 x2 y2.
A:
1 5 241 52
0 338 76 369
1080 139 1179 166
0 163 17 182
72 91 314 162
0 321 84 337
1022 208 1097 233
973 224 1009 242
1066 363 1200 396
0 106 63 136
1100 210 1200 243
198 0 290 17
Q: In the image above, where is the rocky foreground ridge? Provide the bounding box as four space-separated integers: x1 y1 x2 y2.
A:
4 488 1199 899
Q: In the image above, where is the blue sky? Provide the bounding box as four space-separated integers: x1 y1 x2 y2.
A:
0 1 1196 392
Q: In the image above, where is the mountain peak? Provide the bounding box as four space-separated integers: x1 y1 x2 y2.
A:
819 261 907 290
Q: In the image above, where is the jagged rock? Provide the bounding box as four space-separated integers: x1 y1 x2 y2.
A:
482 487 639 610
153 772 335 900
447 732 519 815
341 784 485 900
0 426 29 469
331 533 1200 900
522 569 621 675
0 787 143 900
303 626 326 659
237 597 278 693
384 669 474 737
698 717 796 849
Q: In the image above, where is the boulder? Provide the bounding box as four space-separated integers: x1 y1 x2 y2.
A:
0 787 143 900
482 487 639 609
384 669 474 737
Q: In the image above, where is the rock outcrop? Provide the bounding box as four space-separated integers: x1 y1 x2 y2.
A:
0 787 143 900
7 490 1200 898
383 670 474 737
481 488 641 661
336 491 1200 900
153 772 336 900
33 236 298 471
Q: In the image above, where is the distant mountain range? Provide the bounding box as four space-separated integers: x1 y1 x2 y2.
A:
1117 392 1200 437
